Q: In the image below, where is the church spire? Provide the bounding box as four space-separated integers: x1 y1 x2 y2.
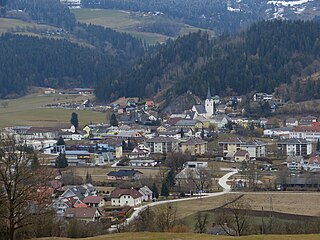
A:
206 83 212 100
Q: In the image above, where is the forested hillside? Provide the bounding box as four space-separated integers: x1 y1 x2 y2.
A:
95 20 320 103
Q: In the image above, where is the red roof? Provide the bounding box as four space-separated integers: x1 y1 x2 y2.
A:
294 125 320 132
110 188 142 199
83 196 103 204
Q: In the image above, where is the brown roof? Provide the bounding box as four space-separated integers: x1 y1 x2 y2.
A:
110 188 142 199
83 196 103 204
182 137 208 145
234 150 249 157
294 125 320 132
64 208 98 219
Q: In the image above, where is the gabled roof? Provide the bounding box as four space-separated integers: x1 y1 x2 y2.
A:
278 138 310 145
234 150 249 157
110 188 143 199
107 169 142 177
83 196 103 204
139 186 153 196
175 119 200 126
64 208 99 219
146 137 179 143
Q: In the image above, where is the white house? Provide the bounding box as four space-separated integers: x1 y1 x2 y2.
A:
138 186 153 201
110 188 142 207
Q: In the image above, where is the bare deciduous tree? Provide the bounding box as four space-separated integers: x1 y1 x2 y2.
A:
0 136 54 240
215 198 252 236
154 204 177 232
194 212 209 233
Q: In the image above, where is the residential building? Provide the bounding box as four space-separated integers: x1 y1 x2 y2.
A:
128 159 157 167
83 196 105 208
146 137 179 154
138 186 153 201
278 139 312 156
233 150 250 162
64 208 101 222
286 118 298 127
110 188 142 207
299 116 317 126
219 138 266 159
290 124 320 142
181 138 208 156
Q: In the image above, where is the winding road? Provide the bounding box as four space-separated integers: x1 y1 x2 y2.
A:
109 168 238 231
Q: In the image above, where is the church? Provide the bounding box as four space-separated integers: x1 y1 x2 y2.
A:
191 86 216 119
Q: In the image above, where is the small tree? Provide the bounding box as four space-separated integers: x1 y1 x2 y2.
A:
30 152 40 170
55 153 68 168
57 136 65 146
180 128 184 139
317 139 320 152
110 113 118 127
85 171 92 184
160 182 169 197
152 183 159 199
70 112 79 132
194 212 209 233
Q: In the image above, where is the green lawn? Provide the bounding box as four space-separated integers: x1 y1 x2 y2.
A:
71 8 214 44
0 92 105 128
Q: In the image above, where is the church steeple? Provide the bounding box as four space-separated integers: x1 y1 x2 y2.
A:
206 84 212 100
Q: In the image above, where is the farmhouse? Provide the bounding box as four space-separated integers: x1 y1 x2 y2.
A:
110 188 142 207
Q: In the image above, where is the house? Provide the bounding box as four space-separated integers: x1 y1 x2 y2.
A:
299 116 317 126
211 114 231 129
146 137 179 154
215 104 227 114
181 138 208 156
253 92 273 101
64 150 92 166
128 159 157 167
219 138 266 159
277 139 312 156
107 169 143 181
83 196 105 208
110 188 142 207
263 126 293 139
233 150 250 162
44 88 56 94
64 208 101 222
286 118 298 127
174 119 203 132
138 186 153 201
25 127 59 140
158 127 193 140
145 100 155 109
290 124 320 142
128 147 150 159
302 155 320 172
207 224 236 236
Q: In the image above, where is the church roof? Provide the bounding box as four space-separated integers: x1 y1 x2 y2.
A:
206 85 212 100
194 105 206 114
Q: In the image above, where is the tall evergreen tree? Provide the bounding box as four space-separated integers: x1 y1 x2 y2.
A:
55 153 68 168
110 113 118 127
317 139 320 152
166 170 176 188
160 181 169 197
57 136 65 146
70 112 79 132
152 183 159 199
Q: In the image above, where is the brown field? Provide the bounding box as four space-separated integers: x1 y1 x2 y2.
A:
37 232 320 240
171 192 320 220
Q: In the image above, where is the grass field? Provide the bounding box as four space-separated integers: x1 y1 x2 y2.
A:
0 17 55 34
71 8 213 44
0 92 105 128
38 232 320 240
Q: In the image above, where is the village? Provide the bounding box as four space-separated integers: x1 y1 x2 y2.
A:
3 86 320 233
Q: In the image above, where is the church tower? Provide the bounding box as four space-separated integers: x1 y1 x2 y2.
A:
205 84 214 117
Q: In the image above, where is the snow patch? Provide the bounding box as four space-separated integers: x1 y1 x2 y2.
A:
267 0 313 7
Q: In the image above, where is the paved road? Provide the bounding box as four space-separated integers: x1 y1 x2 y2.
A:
109 169 238 231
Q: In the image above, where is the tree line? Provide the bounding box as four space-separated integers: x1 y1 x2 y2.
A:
95 20 320 103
